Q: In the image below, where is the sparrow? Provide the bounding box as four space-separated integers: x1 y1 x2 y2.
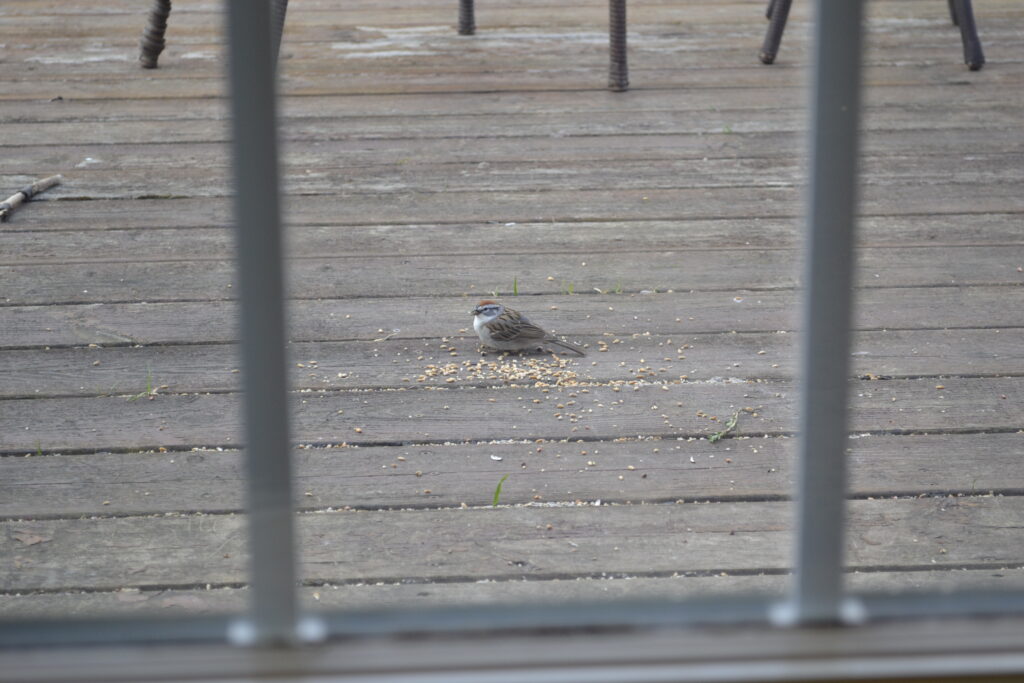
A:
471 300 585 356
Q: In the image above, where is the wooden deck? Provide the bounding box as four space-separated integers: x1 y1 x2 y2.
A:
2 0 1024 620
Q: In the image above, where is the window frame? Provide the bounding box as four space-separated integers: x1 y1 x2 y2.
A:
3 1 1024 679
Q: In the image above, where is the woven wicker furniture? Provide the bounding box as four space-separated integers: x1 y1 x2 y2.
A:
759 0 984 70
139 0 631 91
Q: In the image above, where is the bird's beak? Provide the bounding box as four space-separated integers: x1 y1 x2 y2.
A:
470 307 480 315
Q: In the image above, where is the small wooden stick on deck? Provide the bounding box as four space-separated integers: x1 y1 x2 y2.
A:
0 174 62 222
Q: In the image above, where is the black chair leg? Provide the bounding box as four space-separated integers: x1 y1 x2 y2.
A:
139 0 171 68
951 0 985 70
458 0 475 35
759 0 791 64
608 0 628 91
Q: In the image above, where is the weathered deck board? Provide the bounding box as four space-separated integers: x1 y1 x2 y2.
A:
3 57 1020 100
2 376 1021 455
6 0 1014 28
8 109 1024 158
3 137 1022 198
3 496 1021 593
5 213 1022 261
5 180 1023 231
4 0 1019 19
3 288 1021 349
2 16 1020 73
6 156 1024 207
3 24 1021 99
5 568 1024 619
2 328 1018 399
3 84 1020 126
2 433 1021 518
7 106 1024 150
3 215 1022 263
4 36 1020 78
2 1 1017 49
5 246 1023 305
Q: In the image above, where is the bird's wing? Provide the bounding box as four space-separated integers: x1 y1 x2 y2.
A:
486 317 547 343
516 321 550 341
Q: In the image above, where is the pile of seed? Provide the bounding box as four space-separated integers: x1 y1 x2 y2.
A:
416 356 586 386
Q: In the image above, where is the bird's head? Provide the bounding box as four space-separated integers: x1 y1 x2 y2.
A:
471 300 503 320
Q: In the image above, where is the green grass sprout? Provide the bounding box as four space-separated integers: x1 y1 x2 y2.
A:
127 368 158 402
709 410 741 443
492 474 510 507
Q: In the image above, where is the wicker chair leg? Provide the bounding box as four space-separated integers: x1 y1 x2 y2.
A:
458 0 476 35
139 0 171 69
759 0 791 64
141 0 288 70
271 0 289 66
952 0 985 70
608 0 628 91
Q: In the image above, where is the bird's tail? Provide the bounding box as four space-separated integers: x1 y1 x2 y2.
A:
545 338 586 356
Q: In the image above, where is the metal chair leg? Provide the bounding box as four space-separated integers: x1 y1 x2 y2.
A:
952 0 985 70
139 0 171 68
608 0 628 91
759 0 791 64
458 0 475 35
